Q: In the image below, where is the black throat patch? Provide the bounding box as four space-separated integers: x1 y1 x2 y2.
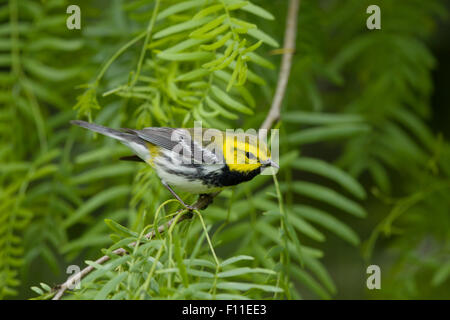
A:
202 165 261 187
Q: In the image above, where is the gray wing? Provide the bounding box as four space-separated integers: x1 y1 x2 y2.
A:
123 127 184 150
127 127 223 165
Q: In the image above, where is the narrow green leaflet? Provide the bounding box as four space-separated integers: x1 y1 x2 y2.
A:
290 182 367 218
240 2 275 20
175 68 210 82
104 219 139 238
294 205 360 245
63 185 130 228
156 0 205 21
157 51 214 61
94 273 127 300
211 85 253 114
288 124 371 145
292 157 366 199
218 267 276 278
217 282 283 293
220 255 254 267
153 17 212 39
247 29 279 47
283 112 364 125
71 163 135 185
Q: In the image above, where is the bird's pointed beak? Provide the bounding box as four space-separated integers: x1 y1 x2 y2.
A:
262 159 279 169
269 159 279 169
260 159 279 175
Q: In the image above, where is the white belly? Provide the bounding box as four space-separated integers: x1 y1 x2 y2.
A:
155 167 222 194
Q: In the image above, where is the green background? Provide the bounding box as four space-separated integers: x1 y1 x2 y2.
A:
1 0 449 299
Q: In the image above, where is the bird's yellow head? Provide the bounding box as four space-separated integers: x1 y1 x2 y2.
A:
222 133 278 173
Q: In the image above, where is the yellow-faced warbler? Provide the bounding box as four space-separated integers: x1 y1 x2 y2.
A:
71 120 279 209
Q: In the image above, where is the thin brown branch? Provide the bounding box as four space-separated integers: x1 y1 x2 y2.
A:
52 193 215 300
52 0 300 300
52 214 185 300
261 0 300 131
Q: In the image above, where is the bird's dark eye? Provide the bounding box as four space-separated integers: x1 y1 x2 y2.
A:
246 151 256 160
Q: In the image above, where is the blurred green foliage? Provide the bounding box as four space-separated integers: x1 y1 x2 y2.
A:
0 0 448 299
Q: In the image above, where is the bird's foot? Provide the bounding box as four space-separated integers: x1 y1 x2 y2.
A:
184 204 197 211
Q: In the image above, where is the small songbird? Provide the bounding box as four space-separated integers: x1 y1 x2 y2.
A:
71 120 279 210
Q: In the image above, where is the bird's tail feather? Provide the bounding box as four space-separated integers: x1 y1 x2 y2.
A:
70 120 151 161
71 120 133 142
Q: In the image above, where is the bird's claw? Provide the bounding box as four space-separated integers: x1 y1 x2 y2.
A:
185 204 197 211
